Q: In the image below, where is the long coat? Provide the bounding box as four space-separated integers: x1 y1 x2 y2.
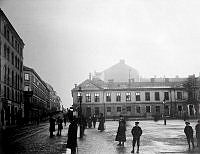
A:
66 120 78 149
195 123 200 139
184 125 194 138
49 117 55 132
98 116 105 131
115 119 126 142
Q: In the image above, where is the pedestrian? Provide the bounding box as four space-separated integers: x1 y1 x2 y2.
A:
87 115 92 128
131 121 142 153
195 120 200 148
49 115 56 138
92 114 97 128
66 116 78 154
184 121 195 150
98 113 105 132
115 115 126 146
64 116 67 126
57 116 63 136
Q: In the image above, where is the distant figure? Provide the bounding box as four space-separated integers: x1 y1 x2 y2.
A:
64 116 67 126
115 115 126 146
195 120 200 147
131 122 142 153
87 116 92 128
49 116 56 137
92 114 97 128
184 121 195 150
66 116 78 154
57 116 63 136
98 113 105 132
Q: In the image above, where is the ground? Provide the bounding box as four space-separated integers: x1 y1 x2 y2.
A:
1 119 200 154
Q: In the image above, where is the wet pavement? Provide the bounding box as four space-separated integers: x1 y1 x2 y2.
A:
2 120 200 154
76 120 200 154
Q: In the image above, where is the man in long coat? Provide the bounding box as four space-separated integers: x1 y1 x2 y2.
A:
184 121 195 150
195 120 200 148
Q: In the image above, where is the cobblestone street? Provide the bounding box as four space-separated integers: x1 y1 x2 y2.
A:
2 120 200 154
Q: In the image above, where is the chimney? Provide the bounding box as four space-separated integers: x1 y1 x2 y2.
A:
89 73 92 80
120 59 125 64
74 84 77 88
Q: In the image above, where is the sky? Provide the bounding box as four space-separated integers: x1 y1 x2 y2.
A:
1 0 200 108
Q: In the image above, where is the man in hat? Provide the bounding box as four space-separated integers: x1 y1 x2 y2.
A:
195 120 200 148
131 121 142 153
184 121 195 150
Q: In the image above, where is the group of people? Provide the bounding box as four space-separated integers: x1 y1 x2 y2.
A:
49 115 66 137
184 120 200 150
115 115 142 153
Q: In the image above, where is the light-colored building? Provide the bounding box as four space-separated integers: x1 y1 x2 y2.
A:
72 77 191 119
0 9 25 128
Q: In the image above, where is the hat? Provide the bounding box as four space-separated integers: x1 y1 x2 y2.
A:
135 121 139 124
198 120 200 123
185 121 190 125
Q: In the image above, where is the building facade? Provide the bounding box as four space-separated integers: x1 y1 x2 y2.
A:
0 9 25 128
23 66 49 124
71 77 200 119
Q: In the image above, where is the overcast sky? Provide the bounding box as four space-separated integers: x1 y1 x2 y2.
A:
1 0 200 107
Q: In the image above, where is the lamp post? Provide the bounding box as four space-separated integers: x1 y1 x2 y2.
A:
163 99 166 125
78 87 83 138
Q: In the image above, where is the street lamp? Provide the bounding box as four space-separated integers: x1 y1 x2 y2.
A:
163 99 166 125
78 87 83 138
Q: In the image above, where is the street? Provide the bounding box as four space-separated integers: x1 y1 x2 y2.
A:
2 120 200 154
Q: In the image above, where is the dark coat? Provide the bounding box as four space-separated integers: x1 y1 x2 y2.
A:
57 118 63 130
66 120 78 149
115 119 126 142
98 116 105 131
131 126 142 139
195 124 200 139
184 125 193 138
49 117 55 132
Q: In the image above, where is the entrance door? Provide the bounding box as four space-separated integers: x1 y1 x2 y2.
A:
164 105 170 116
189 105 194 116
86 107 91 117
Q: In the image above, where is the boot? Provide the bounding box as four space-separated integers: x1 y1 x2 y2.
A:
137 146 139 153
131 148 134 153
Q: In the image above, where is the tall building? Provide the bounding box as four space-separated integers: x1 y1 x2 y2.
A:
94 60 139 82
0 9 25 128
23 66 49 124
72 61 200 119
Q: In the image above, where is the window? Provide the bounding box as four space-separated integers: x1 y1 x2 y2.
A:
178 105 182 112
24 73 29 80
117 107 121 112
24 86 30 91
164 92 169 100
146 106 151 113
4 44 6 58
94 93 100 102
94 107 99 115
145 92 150 101
155 92 160 101
86 93 91 102
136 92 140 101
106 93 111 102
136 106 141 113
177 92 182 100
126 92 131 101
156 106 160 113
127 106 131 112
116 92 121 102
11 52 14 65
107 107 111 112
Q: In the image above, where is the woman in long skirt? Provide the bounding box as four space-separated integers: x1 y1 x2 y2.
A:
115 115 126 146
98 113 105 132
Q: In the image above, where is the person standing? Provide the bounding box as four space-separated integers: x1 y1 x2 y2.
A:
115 115 126 146
57 116 63 136
87 115 92 128
184 121 195 150
195 120 200 148
49 115 56 138
92 114 97 128
131 121 142 153
66 116 78 154
98 113 105 132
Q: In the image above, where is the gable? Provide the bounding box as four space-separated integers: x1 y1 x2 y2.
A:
78 80 102 90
